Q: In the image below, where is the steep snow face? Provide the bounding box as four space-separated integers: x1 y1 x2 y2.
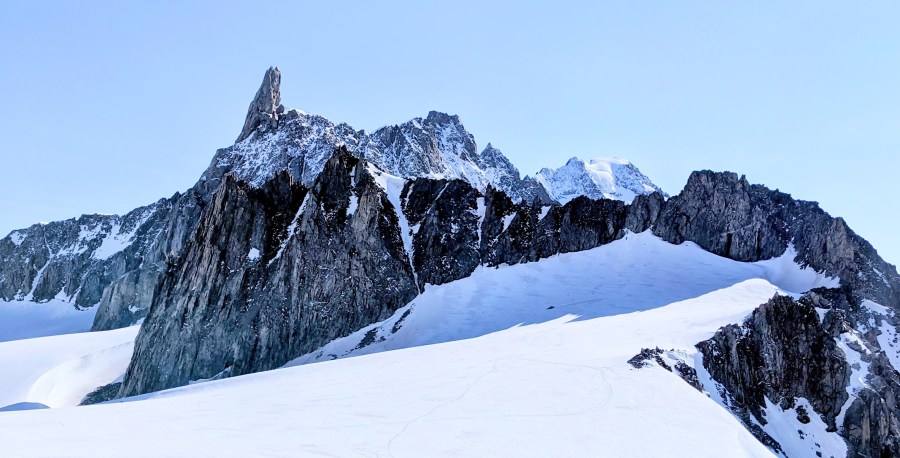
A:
536 156 665 204
0 325 138 409
210 109 547 203
0 233 786 457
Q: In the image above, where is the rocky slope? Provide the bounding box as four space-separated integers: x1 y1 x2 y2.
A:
696 290 900 457
203 68 559 204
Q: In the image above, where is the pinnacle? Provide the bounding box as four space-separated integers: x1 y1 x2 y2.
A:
236 67 285 143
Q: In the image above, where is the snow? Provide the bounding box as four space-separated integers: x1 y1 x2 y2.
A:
862 300 900 372
293 232 838 364
0 233 854 456
269 194 308 265
0 325 138 409
347 194 358 216
247 248 261 261
92 222 141 260
368 163 419 291
536 156 664 204
758 397 848 458
21 260 50 301
7 231 26 246
473 197 485 245
500 212 516 233
0 277 777 457
835 330 872 428
0 299 97 342
538 205 552 220
755 244 841 293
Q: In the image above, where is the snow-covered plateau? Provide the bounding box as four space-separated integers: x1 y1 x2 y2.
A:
0 233 848 457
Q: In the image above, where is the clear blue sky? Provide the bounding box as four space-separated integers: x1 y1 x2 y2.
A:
1 2 898 267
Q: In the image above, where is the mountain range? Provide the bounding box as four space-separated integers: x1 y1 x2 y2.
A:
0 68 898 457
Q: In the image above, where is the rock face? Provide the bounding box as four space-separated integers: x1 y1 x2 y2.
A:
697 290 900 457
698 295 851 432
653 171 900 309
0 201 170 313
236 66 284 143
211 71 657 204
119 148 664 396
120 149 420 395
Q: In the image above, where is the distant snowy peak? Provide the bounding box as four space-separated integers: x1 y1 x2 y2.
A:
536 156 665 204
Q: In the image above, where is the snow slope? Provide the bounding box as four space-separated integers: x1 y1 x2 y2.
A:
0 326 138 409
0 289 777 457
0 232 844 457
292 232 837 364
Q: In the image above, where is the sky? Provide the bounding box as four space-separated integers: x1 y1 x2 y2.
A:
0 1 898 266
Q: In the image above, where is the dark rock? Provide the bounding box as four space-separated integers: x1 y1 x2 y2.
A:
698 295 851 431
697 291 900 457
79 382 122 406
403 179 482 288
653 171 900 310
119 148 419 396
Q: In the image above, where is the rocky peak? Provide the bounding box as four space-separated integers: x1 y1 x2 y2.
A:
236 67 285 143
479 143 509 165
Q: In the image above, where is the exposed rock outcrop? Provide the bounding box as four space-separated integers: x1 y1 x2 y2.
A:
119 149 420 396
236 66 284 143
653 171 900 309
697 291 900 457
698 295 851 432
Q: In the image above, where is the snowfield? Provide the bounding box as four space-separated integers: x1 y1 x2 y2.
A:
0 233 845 457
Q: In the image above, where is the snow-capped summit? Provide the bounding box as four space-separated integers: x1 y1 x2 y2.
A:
536 156 665 204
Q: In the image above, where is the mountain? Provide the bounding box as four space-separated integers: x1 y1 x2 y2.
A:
1 68 900 457
536 156 665 204
206 67 556 204
0 67 647 331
